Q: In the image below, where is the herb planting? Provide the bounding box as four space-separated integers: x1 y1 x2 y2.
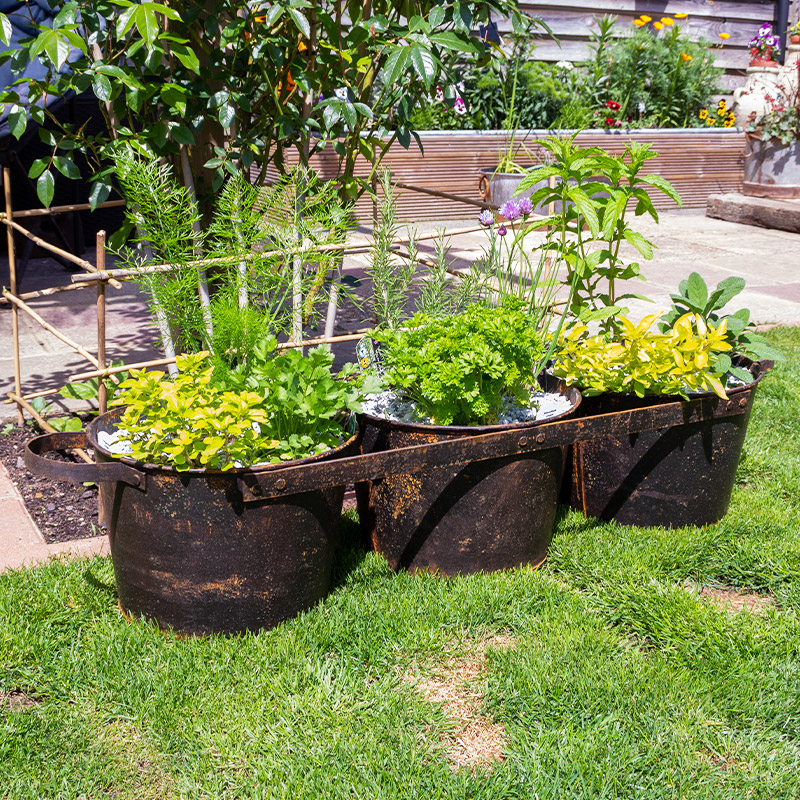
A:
112 344 375 470
374 303 545 426
552 312 734 399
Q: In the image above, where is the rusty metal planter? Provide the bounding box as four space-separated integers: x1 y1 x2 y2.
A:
565 360 771 528
25 407 360 636
355 376 581 575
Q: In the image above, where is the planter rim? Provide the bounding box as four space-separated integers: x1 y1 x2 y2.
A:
358 376 580 436
411 128 744 137
86 406 360 477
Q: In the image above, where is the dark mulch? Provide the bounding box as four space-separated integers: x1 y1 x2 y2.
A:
0 422 102 544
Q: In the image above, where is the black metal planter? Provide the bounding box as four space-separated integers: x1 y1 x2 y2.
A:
25 407 360 636
355 376 582 575
564 359 772 528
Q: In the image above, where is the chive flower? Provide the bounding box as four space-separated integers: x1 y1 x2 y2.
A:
499 200 521 221
497 224 507 237
517 197 533 216
478 209 494 227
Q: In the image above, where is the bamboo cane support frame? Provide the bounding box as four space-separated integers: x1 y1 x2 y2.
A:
4 176 538 438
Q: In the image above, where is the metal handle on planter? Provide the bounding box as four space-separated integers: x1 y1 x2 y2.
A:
25 431 145 488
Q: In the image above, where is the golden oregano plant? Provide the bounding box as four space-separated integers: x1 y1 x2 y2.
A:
552 312 734 399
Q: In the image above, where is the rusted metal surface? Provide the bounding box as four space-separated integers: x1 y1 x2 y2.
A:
26 409 360 635
356 376 581 575
565 360 772 529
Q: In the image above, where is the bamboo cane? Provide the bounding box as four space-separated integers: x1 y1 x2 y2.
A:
96 232 108 414
0 198 126 219
2 387 62 404
0 281 91 303
3 218 123 289
66 329 373 383
4 168 23 424
69 243 381 283
4 290 101 368
7 392 93 464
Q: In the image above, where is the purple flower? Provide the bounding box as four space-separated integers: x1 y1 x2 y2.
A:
767 35 779 46
453 97 467 115
478 209 494 227
499 200 521 221
749 37 758 47
517 196 533 216
758 23 772 37
497 224 507 237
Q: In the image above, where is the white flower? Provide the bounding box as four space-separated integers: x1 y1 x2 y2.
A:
556 60 574 71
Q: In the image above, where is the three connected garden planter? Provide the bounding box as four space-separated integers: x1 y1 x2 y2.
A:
25 362 770 635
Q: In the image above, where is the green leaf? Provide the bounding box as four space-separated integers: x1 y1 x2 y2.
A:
428 6 445 28
37 170 55 207
0 13 11 46
568 187 600 237
60 381 98 400
409 43 436 88
622 229 654 260
170 124 195 145
707 276 746 312
28 158 48 179
170 41 200 73
52 156 80 180
8 105 26 140
643 174 683 207
428 31 480 53
287 7 310 38
218 102 236 129
93 72 112 101
686 272 708 310
381 46 410 85
96 64 145 90
728 366 753 383
88 180 111 211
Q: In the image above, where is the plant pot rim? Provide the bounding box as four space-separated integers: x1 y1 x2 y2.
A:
87 406 360 477
358 375 581 435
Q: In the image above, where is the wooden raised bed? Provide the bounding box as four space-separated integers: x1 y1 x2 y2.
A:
265 129 746 221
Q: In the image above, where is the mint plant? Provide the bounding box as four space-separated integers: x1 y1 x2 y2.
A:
516 133 682 334
375 302 546 426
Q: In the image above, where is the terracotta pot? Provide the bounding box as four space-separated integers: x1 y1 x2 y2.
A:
749 57 781 68
790 35 800 45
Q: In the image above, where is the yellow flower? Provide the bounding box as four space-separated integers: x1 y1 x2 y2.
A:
633 19 645 27
699 108 708 119
717 107 727 116
706 116 715 125
661 17 674 26
653 21 663 30
717 99 728 110
640 15 652 22
681 53 692 61
675 13 688 18
719 32 730 40
723 118 735 127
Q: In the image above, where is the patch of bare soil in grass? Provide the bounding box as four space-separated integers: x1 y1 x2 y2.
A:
401 634 514 771
1 690 42 711
685 582 775 615
698 746 748 773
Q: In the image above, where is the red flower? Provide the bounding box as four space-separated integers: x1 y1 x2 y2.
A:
606 100 621 110
605 116 614 125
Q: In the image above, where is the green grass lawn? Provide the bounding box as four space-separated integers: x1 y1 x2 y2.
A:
2 327 800 800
